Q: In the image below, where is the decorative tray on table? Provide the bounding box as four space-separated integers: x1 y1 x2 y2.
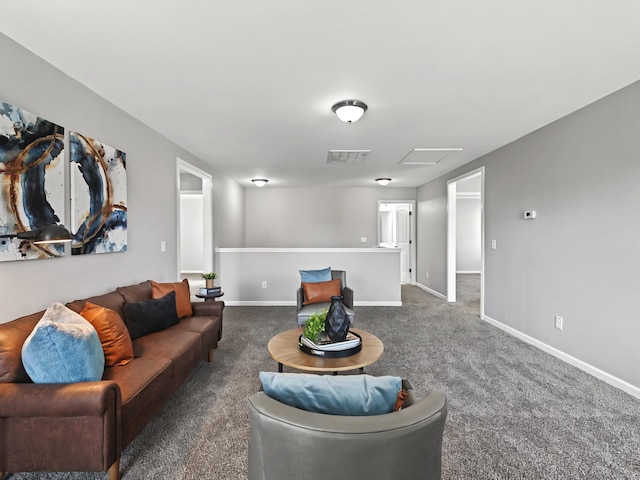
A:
298 331 362 358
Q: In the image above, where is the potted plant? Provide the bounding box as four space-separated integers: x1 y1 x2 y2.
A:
303 307 328 341
202 272 217 288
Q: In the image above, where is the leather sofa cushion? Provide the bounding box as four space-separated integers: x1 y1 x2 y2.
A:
66 291 127 326
79 302 134 367
151 279 193 319
132 328 201 380
174 316 220 350
0 311 45 383
116 281 152 304
103 356 172 446
302 279 341 305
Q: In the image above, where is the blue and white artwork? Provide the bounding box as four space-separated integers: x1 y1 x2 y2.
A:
70 132 127 255
0 100 66 261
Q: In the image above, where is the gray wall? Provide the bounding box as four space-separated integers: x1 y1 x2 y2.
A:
417 78 640 390
0 34 244 322
245 187 416 247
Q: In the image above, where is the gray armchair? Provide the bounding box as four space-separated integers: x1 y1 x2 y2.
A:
248 380 448 480
296 269 354 327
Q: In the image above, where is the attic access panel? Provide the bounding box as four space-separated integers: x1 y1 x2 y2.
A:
399 148 462 165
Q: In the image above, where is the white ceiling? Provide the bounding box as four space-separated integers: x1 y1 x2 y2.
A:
3 1 640 188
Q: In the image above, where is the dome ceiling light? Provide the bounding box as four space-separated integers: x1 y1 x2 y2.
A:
375 178 392 186
331 100 368 123
252 178 269 187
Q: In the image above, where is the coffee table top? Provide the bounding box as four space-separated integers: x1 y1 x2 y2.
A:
267 327 384 372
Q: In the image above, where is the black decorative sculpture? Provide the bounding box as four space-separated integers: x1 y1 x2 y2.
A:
325 295 349 341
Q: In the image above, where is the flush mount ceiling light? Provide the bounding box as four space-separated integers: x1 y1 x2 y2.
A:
331 100 368 123
251 178 269 187
375 178 392 186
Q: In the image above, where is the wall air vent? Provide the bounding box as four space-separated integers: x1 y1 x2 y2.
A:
327 150 371 165
399 148 463 165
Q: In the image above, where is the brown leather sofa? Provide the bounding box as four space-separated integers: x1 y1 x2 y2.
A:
0 280 224 480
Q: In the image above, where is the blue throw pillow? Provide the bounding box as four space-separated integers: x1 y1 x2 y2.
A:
22 302 105 384
299 267 332 283
259 372 401 416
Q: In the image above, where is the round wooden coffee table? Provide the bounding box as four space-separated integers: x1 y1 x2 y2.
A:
267 327 384 373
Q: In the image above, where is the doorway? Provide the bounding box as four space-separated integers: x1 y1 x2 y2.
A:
446 167 484 316
377 200 416 284
176 158 213 285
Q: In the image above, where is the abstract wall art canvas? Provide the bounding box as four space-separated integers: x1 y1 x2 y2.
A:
0 100 66 261
70 132 127 255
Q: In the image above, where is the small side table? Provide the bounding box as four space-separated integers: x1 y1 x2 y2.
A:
195 291 224 302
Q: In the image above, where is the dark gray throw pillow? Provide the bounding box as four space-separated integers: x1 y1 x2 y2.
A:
123 291 179 339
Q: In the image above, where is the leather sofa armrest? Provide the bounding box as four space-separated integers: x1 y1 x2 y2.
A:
191 300 225 318
0 381 122 474
0 381 121 417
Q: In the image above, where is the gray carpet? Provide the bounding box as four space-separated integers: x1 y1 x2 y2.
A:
8 275 640 479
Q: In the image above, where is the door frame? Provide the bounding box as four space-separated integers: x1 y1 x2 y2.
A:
377 200 416 284
176 158 213 278
446 167 484 316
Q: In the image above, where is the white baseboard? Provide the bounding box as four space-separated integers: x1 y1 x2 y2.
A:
457 271 481 274
355 301 403 306
222 300 403 307
415 282 447 301
223 301 296 306
482 314 640 400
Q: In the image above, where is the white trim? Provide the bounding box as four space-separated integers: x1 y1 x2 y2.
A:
482 313 640 400
457 270 481 274
376 200 417 284
222 300 403 307
446 166 485 316
215 247 401 253
446 181 457 302
415 282 447 301
456 192 481 199
177 158 213 279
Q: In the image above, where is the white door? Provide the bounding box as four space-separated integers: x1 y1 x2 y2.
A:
396 205 411 283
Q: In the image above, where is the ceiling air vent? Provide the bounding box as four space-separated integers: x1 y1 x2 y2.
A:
399 148 463 165
327 150 371 165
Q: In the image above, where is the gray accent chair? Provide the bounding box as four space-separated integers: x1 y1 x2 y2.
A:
247 379 448 480
296 269 354 327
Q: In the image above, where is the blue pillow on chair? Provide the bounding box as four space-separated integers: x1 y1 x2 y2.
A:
299 267 332 283
259 372 402 416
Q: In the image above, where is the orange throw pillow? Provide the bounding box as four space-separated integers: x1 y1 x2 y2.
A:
302 279 341 305
80 302 134 367
151 279 193 319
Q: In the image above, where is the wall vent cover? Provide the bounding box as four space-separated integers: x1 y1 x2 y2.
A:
327 150 371 165
399 148 463 165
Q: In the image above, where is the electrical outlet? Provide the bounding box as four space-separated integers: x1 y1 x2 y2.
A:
262 281 267 289
360 237 367 243
491 239 497 250
554 315 563 330
160 240 166 253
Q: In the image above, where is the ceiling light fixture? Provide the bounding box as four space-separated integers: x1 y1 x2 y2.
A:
331 100 368 123
252 178 269 187
375 178 392 186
